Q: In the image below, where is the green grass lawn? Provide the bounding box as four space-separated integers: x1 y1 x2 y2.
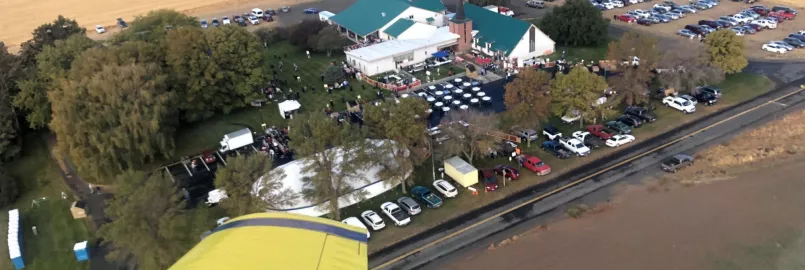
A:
547 44 610 64
347 72 774 253
170 41 389 158
0 133 90 270
409 65 466 83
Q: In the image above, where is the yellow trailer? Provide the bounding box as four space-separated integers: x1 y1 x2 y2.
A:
444 156 478 187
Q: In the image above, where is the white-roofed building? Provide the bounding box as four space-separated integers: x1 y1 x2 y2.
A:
346 27 458 76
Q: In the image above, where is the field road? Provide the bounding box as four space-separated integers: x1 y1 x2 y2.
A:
369 66 805 269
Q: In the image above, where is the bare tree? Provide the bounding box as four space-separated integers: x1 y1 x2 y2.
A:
441 110 500 165
657 42 725 95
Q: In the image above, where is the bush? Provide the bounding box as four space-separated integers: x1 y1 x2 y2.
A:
0 167 19 208
538 0 609 46
289 19 328 48
566 204 589 218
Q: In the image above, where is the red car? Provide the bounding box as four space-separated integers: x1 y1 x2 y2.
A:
520 155 551 175
751 6 770 16
770 10 795 20
481 169 499 191
494 165 520 180
616 14 636 23
745 23 763 32
587 125 615 140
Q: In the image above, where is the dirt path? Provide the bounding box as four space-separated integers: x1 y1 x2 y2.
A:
440 161 805 270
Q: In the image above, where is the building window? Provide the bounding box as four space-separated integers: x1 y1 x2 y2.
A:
409 15 414 19
529 27 536 53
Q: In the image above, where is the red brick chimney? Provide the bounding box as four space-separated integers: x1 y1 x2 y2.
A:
448 1 472 52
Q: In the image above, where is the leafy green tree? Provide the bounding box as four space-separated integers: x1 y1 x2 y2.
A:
289 113 370 220
214 154 297 216
0 44 22 160
550 66 609 126
49 63 176 181
606 32 658 106
309 27 348 57
167 26 267 121
323 63 345 85
503 68 552 129
17 15 85 68
254 28 283 47
538 0 609 46
442 110 500 164
704 29 747 74
657 42 725 95
288 19 327 47
113 9 199 43
14 34 95 129
0 166 19 208
363 98 430 193
99 170 209 269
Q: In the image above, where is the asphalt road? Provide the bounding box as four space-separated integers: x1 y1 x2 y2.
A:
369 72 805 269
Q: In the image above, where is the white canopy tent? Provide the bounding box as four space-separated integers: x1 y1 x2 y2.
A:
278 100 301 119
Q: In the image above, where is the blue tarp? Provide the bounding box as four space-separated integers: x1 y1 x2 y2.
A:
432 51 449 58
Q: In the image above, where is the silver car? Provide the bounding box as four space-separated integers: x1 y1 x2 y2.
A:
397 196 422 216
666 10 682 19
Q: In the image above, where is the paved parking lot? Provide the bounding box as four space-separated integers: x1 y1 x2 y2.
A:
602 0 805 60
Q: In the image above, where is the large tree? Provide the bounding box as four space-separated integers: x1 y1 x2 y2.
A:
606 32 659 106
14 34 96 129
214 154 297 216
17 16 85 69
550 66 609 127
49 63 175 181
657 42 725 95
113 9 199 43
309 27 348 57
99 170 210 269
289 19 327 48
289 113 371 220
704 29 747 74
503 68 552 129
363 98 430 193
0 44 22 160
538 0 610 46
323 63 345 85
0 166 19 208
442 110 500 164
167 26 267 121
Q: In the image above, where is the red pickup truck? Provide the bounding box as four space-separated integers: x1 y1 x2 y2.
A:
520 155 551 176
770 10 796 20
587 125 615 140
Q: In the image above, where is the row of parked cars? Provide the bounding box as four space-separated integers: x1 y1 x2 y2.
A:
679 4 797 40
763 30 805 53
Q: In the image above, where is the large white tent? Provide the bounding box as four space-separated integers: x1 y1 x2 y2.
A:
278 100 301 119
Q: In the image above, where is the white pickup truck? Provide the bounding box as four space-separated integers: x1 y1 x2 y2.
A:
662 96 696 114
558 137 591 157
571 131 602 149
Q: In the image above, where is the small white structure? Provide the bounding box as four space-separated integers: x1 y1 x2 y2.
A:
443 156 478 187
319 11 335 24
346 27 458 76
278 100 301 119
252 140 410 217
219 128 254 153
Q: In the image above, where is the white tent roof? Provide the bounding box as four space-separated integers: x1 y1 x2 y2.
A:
346 27 459 62
74 241 88 251
252 139 410 217
278 100 301 113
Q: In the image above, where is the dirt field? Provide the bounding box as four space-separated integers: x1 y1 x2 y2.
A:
0 0 314 52
602 0 805 60
439 160 805 270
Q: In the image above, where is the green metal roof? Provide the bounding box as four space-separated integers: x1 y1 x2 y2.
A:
464 3 530 56
426 17 435 22
383 19 416 38
411 0 447 12
329 0 411 36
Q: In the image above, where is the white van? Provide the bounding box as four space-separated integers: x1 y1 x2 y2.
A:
251 8 264 18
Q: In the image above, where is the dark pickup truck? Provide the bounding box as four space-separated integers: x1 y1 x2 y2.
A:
661 154 694 172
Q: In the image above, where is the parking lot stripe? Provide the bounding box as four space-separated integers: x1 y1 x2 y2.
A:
371 85 805 270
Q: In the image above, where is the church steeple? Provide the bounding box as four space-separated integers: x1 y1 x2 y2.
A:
451 0 468 23
448 0 472 53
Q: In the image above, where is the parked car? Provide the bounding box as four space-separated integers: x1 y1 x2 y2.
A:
770 41 795 51
433 180 458 198
625 106 657 122
360 210 385 231
654 3 673 11
541 141 571 159
789 34 805 43
542 125 562 140
730 28 746 36
222 16 231 25
751 19 777 29
303 8 320 14
732 14 752 24
561 110 581 124
699 24 717 33
661 154 694 172
200 19 208 28
520 155 551 175
559 137 591 156
117 18 128 28
666 10 682 19
718 16 740 26
526 0 545 8
698 20 721 29
280 6 291 12
248 15 260 25
212 18 220 27
381 202 410 227
396 197 421 216
739 25 757 34
678 29 697 38
740 10 761 19
662 96 696 114
606 121 632 134
605 134 636 147
410 186 443 208
744 23 763 32
771 6 797 15
480 169 499 191
751 6 770 16
571 131 603 149
341 217 370 238
783 37 805 48
95 25 106 34
587 125 616 140
494 165 520 180
697 85 722 98
512 127 539 142
637 18 653 26
771 9 796 20
694 91 718 106
684 25 706 35
679 94 698 106
652 14 671 23
265 8 277 15
616 115 643 128
763 43 788 53
677 5 697 13
617 14 637 22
